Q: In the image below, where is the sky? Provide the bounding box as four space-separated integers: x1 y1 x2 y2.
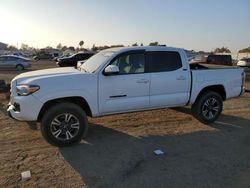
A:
0 0 249 52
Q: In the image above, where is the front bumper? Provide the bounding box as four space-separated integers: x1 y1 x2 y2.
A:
240 86 245 96
7 105 20 121
7 94 43 121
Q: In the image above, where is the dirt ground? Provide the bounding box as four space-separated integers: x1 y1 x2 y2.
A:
0 60 250 188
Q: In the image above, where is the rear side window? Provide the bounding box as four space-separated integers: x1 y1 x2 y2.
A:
82 54 93 59
74 54 81 58
207 55 216 62
208 55 232 64
86 54 94 58
150 51 182 72
223 55 232 64
77 54 92 59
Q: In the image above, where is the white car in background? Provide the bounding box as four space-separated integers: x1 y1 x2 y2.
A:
237 58 250 67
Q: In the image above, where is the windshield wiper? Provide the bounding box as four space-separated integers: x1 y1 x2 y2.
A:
76 65 87 72
81 67 88 73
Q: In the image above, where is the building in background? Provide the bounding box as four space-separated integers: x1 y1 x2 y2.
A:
40 48 63 57
0 42 7 50
0 42 8 55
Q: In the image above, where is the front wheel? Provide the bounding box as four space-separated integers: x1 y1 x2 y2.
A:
191 91 223 124
41 102 88 147
16 64 24 71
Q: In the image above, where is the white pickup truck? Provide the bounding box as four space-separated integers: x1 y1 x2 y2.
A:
7 46 245 146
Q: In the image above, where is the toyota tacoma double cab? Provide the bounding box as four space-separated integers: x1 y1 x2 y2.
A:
7 46 245 146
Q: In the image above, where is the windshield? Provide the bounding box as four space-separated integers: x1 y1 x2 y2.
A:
69 53 77 58
80 51 115 73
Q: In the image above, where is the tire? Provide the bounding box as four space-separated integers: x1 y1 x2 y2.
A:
40 102 88 147
57 62 64 67
16 64 24 71
191 91 223 124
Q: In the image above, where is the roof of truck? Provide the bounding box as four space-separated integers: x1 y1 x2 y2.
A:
103 46 183 53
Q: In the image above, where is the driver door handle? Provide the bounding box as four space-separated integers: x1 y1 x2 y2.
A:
176 76 186 80
136 79 149 84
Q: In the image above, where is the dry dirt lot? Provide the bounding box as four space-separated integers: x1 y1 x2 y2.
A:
0 60 250 188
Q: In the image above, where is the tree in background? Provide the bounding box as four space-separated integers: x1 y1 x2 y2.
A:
7 45 18 51
110 44 124 48
79 41 84 49
132 42 138 46
238 47 250 53
149 42 159 46
61 46 68 51
57 43 62 49
214 47 231 53
91 44 98 52
21 43 29 51
90 44 124 51
140 43 144 46
45 46 53 49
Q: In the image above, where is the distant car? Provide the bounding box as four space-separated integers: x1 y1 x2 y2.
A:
53 54 70 62
237 57 250 67
77 59 87 68
13 52 24 57
190 54 233 66
0 55 31 70
189 55 207 64
33 54 53 60
57 52 95 67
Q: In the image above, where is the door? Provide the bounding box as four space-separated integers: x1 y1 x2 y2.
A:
0 56 6 69
5 56 18 69
0 56 13 69
149 51 190 108
99 51 150 114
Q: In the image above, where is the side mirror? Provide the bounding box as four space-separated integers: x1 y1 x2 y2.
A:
104 65 119 76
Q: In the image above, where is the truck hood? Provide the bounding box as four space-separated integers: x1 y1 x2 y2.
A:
10 66 97 104
13 67 81 84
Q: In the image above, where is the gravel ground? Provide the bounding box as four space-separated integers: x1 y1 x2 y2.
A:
0 60 250 188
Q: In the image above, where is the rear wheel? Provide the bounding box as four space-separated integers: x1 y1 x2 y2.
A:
16 64 24 71
41 102 88 146
191 91 223 124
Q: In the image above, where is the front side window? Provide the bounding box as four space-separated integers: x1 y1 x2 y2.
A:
7 56 17 61
150 51 182 72
0 57 6 61
111 53 145 74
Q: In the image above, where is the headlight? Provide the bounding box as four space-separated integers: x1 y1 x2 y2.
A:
16 85 40 96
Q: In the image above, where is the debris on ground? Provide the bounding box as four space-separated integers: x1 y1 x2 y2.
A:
153 149 164 155
21 171 31 181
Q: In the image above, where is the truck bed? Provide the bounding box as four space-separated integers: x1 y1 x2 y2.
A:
190 63 240 70
189 64 244 104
